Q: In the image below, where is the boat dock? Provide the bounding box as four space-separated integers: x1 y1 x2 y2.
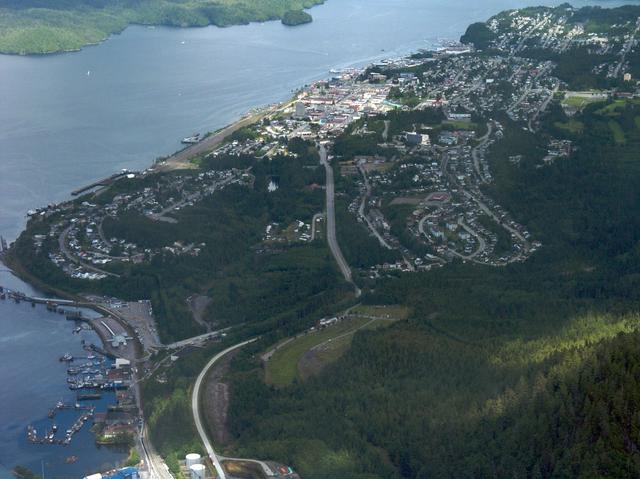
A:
0 287 78 308
30 402 95 446
0 287 106 323
70 172 129 197
48 401 95 419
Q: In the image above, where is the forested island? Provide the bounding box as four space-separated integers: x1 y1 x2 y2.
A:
0 0 323 55
8 3 640 479
281 9 313 26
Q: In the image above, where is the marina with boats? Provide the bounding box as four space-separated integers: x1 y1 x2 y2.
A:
0 280 137 459
26 341 136 448
28 402 95 446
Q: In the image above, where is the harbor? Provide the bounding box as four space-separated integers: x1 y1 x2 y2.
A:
25 330 136 449
0 266 129 477
28 402 95 446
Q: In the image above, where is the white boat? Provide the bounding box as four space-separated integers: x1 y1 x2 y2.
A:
181 133 201 144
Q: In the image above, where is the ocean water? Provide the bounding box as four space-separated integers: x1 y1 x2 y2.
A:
0 0 636 476
0 0 634 241
0 269 126 478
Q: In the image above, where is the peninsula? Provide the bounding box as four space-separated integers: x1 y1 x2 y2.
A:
0 0 323 55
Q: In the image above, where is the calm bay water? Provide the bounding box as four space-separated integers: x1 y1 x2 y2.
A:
0 269 126 479
0 0 635 476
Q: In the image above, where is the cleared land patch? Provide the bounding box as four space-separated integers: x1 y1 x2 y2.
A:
265 305 409 387
561 91 607 110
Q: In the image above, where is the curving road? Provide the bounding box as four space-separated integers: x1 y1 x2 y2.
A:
192 339 257 479
59 225 120 278
440 150 530 261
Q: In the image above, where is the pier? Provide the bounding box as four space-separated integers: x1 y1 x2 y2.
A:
0 286 92 311
48 402 95 419
70 172 129 197
29 402 95 446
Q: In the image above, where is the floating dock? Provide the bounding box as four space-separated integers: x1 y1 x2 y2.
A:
30 403 95 446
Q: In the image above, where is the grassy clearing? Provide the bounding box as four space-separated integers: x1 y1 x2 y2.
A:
266 317 379 387
125 447 141 467
561 94 605 109
298 318 397 380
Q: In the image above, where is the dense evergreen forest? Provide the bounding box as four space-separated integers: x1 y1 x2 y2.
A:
224 89 640 478
7 4 640 477
0 0 323 54
9 141 348 342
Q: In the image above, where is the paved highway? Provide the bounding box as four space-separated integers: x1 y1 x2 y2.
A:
319 143 361 297
139 423 174 479
192 339 257 479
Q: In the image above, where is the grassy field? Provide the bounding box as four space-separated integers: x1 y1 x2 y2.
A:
265 316 396 387
297 318 396 380
265 305 408 386
561 91 608 110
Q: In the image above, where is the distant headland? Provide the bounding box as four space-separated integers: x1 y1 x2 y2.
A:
0 0 323 56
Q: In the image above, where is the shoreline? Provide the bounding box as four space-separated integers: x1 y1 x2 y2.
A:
4 251 143 354
154 97 297 172
0 2 325 57
0 89 299 476
0 260 132 476
1 79 302 342
4 40 416 476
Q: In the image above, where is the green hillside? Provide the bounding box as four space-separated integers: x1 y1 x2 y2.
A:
0 0 323 54
225 94 640 479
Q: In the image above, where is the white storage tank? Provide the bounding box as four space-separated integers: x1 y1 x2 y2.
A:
185 453 202 468
190 463 206 479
